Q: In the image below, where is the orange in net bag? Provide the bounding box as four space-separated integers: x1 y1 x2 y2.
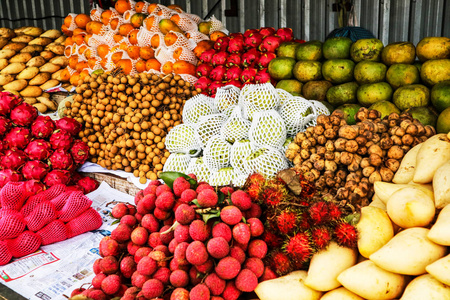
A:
165 31 197 51
36 220 68 246
170 13 198 32
172 46 198 65
90 5 104 22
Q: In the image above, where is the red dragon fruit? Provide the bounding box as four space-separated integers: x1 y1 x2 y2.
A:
22 160 50 180
0 149 28 170
225 53 242 67
240 67 258 83
0 92 22 116
199 49 216 64
0 141 7 156
50 130 74 151
196 63 213 77
255 68 272 84
244 29 259 38
24 140 52 160
43 170 71 187
210 65 227 81
211 51 228 66
10 103 38 127
229 32 244 39
0 116 11 137
194 76 212 93
71 140 89 165
242 48 261 67
5 127 31 150
227 36 245 53
49 149 74 170
207 81 224 96
0 169 22 188
244 32 264 49
257 52 277 69
259 27 277 36
228 79 243 89
70 171 84 185
77 176 100 194
225 66 243 81
276 28 294 42
31 115 56 139
259 35 283 52
55 117 82 137
293 38 306 44
214 36 230 52
23 180 46 198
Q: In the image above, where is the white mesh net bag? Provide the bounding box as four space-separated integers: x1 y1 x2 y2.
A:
278 96 315 137
204 135 232 172
208 167 236 187
66 13 78 31
123 9 137 22
186 157 211 183
233 174 249 187
90 5 103 22
103 30 120 48
172 47 198 65
172 13 198 32
216 85 240 114
230 139 253 175
186 31 210 44
185 13 203 24
180 74 198 85
207 15 228 34
165 124 201 155
276 88 294 106
305 100 331 127
195 114 226 149
249 110 287 150
87 34 105 49
221 104 237 119
155 4 176 18
137 27 153 47
240 83 281 121
143 15 162 32
220 106 251 143
162 153 191 173
182 94 217 125
155 45 174 67
243 147 289 178
166 31 197 51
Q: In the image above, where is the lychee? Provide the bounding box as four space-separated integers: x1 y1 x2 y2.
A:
155 191 175 211
229 245 246 264
196 183 214 194
127 241 140 256
111 203 129 219
127 204 136 215
154 207 171 220
152 267 170 285
99 256 119 274
148 232 163 248
220 206 242 225
204 272 226 295
174 224 191 243
137 256 158 276
134 247 152 263
232 222 251 245
169 239 179 254
141 214 159 232
222 281 241 300
131 271 151 289
175 204 196 225
160 224 174 244
197 189 218 208
170 269 189 287
230 190 252 211
120 256 136 278
215 256 241 280
189 220 211 242
247 218 264 237
220 186 234 196
173 177 191 197
195 258 214 274
211 297 224 300
111 223 132 243
189 283 210 300
101 274 121 295
179 189 197 204
186 240 209 265
243 257 264 278
141 278 164 299
87 289 108 300
243 203 262 219
212 222 232 242
131 227 149 246
134 190 144 205
99 236 120 257
154 244 170 256
149 250 167 267
170 287 190 300
156 184 172 196
235 269 258 292
120 215 137 227
189 266 202 285
144 184 158 196
93 258 101 274
137 194 156 214
247 239 267 259
207 237 229 259
92 273 107 289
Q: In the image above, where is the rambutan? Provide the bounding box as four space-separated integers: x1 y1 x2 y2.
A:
298 212 311 230
283 232 312 265
267 251 292 276
260 179 288 206
244 173 265 201
276 210 297 235
327 202 342 221
298 174 315 199
334 222 358 248
310 227 332 250
308 201 329 225
261 230 282 248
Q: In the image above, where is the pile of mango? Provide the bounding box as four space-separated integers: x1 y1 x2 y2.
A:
268 37 450 133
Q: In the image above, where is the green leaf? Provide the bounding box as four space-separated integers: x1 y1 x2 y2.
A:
241 216 247 223
111 219 120 225
217 191 226 205
191 199 201 208
202 211 220 223
159 171 192 189
344 212 361 225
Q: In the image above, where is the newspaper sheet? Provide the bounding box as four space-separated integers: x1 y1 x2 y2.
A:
0 182 134 300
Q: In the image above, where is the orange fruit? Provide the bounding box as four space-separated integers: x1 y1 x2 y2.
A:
118 24 134 36
100 58 108 69
101 9 113 25
119 42 128 51
146 58 161 72
115 0 131 14
110 18 120 30
128 29 139 45
167 4 183 13
134 1 145 13
64 15 73 28
193 40 214 58
150 34 160 49
97 44 110 59
170 14 181 25
127 45 140 59
76 61 89 73
84 33 92 45
69 55 79 69
161 61 173 74
70 72 80 86
113 34 124 43
140 46 154 60
130 13 146 28
65 36 74 46
147 3 158 14
73 34 86 46
145 16 156 31
111 51 124 64
77 45 87 55
209 31 227 42
79 69 90 81
172 60 196 76
86 21 103 34
164 32 179 47
172 47 183 60
61 24 73 37
64 46 72 57
117 59 133 74
90 8 100 18
75 14 91 29
88 57 100 69
84 48 93 59
135 59 146 73
73 28 87 36
60 68 71 82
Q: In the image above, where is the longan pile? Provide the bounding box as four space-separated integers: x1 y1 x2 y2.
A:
64 72 200 184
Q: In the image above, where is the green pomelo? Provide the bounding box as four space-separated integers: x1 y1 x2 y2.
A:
323 37 353 59
295 40 323 61
322 59 355 84
335 103 362 125
369 100 401 119
431 80 450 112
268 57 296 80
381 42 416 65
357 82 393 107
277 42 302 59
386 64 420 90
393 84 430 111
436 107 450 134
276 79 303 94
354 61 387 84
293 60 322 83
350 38 384 62
420 59 450 86
326 82 359 107
404 106 438 127
302 80 333 101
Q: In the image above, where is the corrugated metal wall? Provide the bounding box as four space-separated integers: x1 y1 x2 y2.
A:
1 0 449 45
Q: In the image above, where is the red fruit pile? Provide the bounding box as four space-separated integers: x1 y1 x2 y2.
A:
0 182 102 266
73 174 270 300
195 27 303 96
0 91 96 192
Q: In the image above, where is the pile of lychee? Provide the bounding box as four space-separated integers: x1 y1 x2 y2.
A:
71 173 271 300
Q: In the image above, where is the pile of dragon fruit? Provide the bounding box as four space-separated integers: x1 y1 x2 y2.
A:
194 27 303 96
0 91 98 192
0 182 103 266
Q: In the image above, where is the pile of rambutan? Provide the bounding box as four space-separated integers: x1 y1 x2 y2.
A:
244 170 358 276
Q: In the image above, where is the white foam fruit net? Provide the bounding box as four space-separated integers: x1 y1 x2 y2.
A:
239 83 281 121
195 114 226 149
279 96 315 136
136 28 153 47
180 74 198 85
220 106 251 143
204 135 232 172
166 31 197 51
155 46 174 67
276 88 294 106
249 110 287 150
172 46 197 65
162 153 191 173
207 15 228 34
186 31 209 43
182 94 217 125
216 85 240 114
165 124 201 155
143 15 162 32
90 5 103 22
209 167 236 187
243 147 289 178
186 157 211 182
185 13 203 24
230 139 253 176
174 14 198 32
305 100 331 127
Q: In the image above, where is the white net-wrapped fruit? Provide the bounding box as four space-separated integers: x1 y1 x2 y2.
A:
186 157 211 182
278 96 315 136
276 88 294 106
209 167 236 187
249 110 286 150
243 147 289 178
239 83 281 120
182 94 217 125
221 106 251 143
165 124 201 155
162 153 191 173
305 100 331 127
222 104 237 119
216 85 240 114
230 139 253 176
195 114 226 149
204 135 232 171
233 174 249 187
